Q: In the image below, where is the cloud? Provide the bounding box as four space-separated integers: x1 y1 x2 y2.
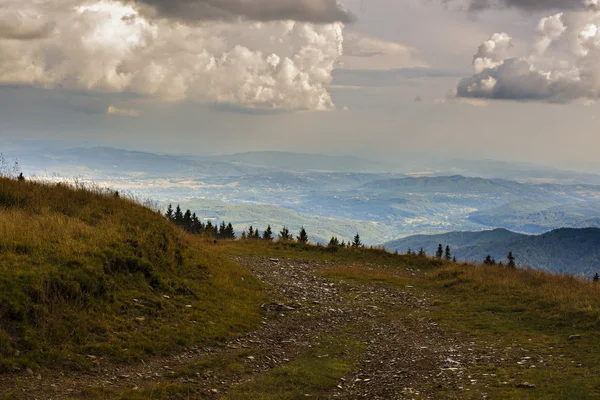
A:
106 105 140 117
0 6 54 40
459 0 600 12
125 0 354 24
457 11 600 102
0 0 344 111
340 34 427 70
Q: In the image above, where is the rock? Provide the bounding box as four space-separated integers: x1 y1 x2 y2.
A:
163 295 170 299
569 335 582 341
517 382 536 389
269 258 280 263
86 355 97 360
25 368 33 376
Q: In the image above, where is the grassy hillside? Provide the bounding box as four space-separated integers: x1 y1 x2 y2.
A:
0 177 264 371
2 177 600 399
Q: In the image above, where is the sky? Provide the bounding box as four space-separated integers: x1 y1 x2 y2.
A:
2 0 600 171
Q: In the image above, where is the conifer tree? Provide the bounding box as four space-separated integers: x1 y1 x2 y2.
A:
263 225 274 241
219 222 227 238
445 245 451 261
436 244 443 259
507 252 516 268
594 273 599 282
328 236 340 248
484 255 496 265
297 227 308 244
418 248 426 257
241 231 247 240
279 226 292 241
352 233 362 248
226 223 235 239
165 204 174 221
254 229 260 239
183 209 193 231
452 256 457 263
407 247 412 256
248 226 254 238
174 205 184 225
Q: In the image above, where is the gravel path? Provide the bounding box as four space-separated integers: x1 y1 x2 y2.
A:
0 257 498 399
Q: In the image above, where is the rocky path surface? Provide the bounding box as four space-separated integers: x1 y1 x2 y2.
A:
1 257 499 399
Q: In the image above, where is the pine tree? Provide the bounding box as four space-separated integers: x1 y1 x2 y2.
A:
165 204 174 221
593 273 599 282
279 226 292 241
174 205 184 225
226 223 235 239
418 248 426 257
297 227 308 244
263 225 274 241
452 256 457 263
248 226 254 238
328 236 340 248
352 233 362 248
254 229 260 239
183 209 193 232
219 222 227 238
436 244 443 259
445 245 451 261
484 255 496 265
507 252 516 268
241 231 247 240
407 247 412 256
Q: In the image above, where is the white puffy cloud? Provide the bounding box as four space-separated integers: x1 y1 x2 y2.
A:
457 10 600 102
0 0 344 111
535 13 567 55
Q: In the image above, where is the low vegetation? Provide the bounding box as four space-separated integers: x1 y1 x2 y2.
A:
0 178 264 371
1 175 599 399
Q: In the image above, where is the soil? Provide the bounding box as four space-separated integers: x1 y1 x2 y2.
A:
0 257 502 399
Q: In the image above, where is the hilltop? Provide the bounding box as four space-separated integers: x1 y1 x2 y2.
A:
383 227 600 276
1 177 600 399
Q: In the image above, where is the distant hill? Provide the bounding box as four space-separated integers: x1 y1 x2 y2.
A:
213 151 385 173
383 228 600 276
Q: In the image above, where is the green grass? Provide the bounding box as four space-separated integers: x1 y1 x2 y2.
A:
0 178 265 371
318 261 600 399
226 334 363 400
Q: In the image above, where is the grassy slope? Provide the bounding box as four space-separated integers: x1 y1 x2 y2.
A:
2 178 599 398
0 178 264 371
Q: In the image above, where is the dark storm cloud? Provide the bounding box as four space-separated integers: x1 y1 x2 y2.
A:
128 0 354 23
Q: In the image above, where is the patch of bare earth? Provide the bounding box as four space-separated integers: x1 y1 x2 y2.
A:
0 257 499 399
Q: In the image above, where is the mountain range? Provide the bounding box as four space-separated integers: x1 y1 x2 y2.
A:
383 228 600 277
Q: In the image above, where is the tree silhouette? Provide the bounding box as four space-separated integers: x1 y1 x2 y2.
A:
352 233 362 248
263 225 274 241
174 205 183 225
484 255 496 265
279 226 292 241
445 245 451 261
297 227 308 244
418 248 426 257
593 273 599 282
436 244 443 259
507 252 516 268
165 204 174 221
328 236 340 248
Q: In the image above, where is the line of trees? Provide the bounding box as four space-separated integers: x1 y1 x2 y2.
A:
165 204 235 239
483 251 516 267
165 205 313 243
